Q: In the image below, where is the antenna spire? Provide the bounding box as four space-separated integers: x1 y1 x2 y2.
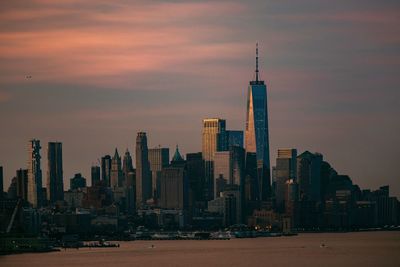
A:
255 42 259 82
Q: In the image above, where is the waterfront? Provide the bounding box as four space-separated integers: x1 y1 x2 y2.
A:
1 231 399 267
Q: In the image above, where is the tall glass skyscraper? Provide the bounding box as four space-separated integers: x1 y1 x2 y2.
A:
47 142 64 204
245 43 271 201
202 118 227 201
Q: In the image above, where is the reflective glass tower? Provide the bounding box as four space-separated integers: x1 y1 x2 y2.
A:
245 43 271 201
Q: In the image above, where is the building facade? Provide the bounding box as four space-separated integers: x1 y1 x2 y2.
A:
244 43 271 201
202 118 227 201
47 142 64 203
148 147 170 199
27 139 42 208
136 132 151 207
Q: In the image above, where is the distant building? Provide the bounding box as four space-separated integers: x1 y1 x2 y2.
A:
202 118 227 201
160 167 188 210
101 155 112 187
110 148 123 188
226 130 244 148
186 152 204 205
244 44 271 201
47 142 64 203
274 148 297 211
297 151 323 202
148 147 169 199
70 173 86 190
0 166 3 198
136 132 151 208
16 169 28 201
91 165 101 187
122 148 134 186
27 139 43 208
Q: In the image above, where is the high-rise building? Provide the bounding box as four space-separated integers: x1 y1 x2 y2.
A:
226 130 244 148
274 149 297 211
70 173 86 190
101 155 112 187
202 118 227 200
122 148 134 186
27 139 43 208
148 147 169 199
110 148 123 188
47 142 64 203
91 165 101 187
0 166 3 198
16 169 28 201
297 151 323 202
136 132 151 207
186 152 204 204
160 167 188 210
244 43 271 201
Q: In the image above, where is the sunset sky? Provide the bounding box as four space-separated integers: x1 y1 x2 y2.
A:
0 0 399 196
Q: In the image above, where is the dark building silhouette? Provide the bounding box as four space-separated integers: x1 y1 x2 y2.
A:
160 167 188 210
16 169 28 201
47 142 64 203
101 155 112 187
122 148 134 186
136 132 151 208
274 149 297 212
91 165 101 187
0 166 3 198
70 173 86 190
297 151 322 202
110 148 123 188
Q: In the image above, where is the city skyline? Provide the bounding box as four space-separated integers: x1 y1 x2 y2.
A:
0 0 399 198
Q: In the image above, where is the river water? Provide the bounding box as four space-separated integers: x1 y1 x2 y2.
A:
1 231 399 267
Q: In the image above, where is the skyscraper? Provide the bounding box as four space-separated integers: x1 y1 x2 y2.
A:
27 139 42 208
274 148 297 211
70 173 86 190
122 148 134 186
244 43 271 201
16 169 28 201
101 155 112 186
226 130 244 148
148 147 169 199
91 165 101 186
47 142 64 203
0 166 3 198
202 118 227 200
110 148 123 188
136 132 151 207
297 151 323 202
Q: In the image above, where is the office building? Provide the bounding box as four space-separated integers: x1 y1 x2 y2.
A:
70 173 86 190
148 147 169 199
136 132 151 207
27 139 43 208
202 118 227 200
244 43 271 201
274 148 297 211
110 148 123 188
226 130 244 148
91 165 101 187
297 151 323 202
122 148 134 186
160 167 188 210
101 155 112 187
47 142 64 203
16 169 28 201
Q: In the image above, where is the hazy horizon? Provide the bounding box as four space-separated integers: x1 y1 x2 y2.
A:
0 0 399 196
